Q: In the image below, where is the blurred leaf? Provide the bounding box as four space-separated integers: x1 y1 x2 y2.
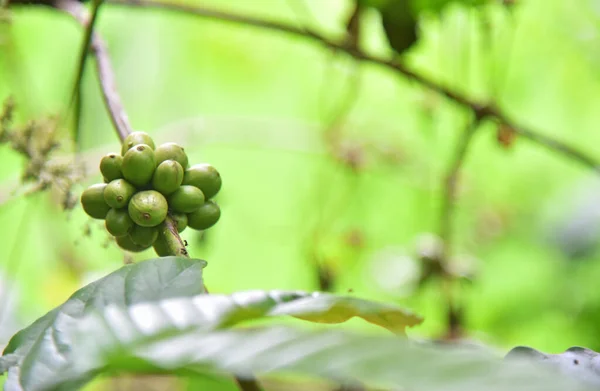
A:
506 346 600 387
365 0 491 56
356 0 392 9
0 257 207 381
18 310 598 391
412 0 488 15
380 1 419 55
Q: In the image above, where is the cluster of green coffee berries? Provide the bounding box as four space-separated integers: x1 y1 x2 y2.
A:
80 131 221 255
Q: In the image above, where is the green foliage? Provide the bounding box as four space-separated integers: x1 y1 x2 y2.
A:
7 312 595 391
0 255 424 389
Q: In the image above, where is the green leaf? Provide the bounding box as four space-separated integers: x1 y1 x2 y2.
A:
0 257 207 383
1 289 421 390
90 290 421 333
267 293 422 332
35 307 600 391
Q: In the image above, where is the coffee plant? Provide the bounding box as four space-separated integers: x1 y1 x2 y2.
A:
1 0 599 390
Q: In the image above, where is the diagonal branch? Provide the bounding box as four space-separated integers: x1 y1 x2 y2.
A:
106 0 600 173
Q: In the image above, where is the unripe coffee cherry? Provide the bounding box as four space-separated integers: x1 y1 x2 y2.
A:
129 225 159 247
81 183 110 219
128 190 168 227
104 179 136 209
183 163 222 199
122 144 156 187
152 232 171 257
187 200 221 230
105 208 134 237
152 160 184 195
121 131 156 156
170 212 188 233
116 234 151 252
155 142 188 169
168 185 205 213
99 153 123 182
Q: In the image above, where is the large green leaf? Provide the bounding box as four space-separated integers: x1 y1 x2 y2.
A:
21 304 598 391
0 267 422 390
0 257 207 382
2 291 422 387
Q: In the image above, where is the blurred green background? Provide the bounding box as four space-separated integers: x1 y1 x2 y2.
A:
2 0 600 388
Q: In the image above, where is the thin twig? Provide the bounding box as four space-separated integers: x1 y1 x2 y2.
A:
439 119 480 254
438 117 481 340
56 0 132 141
68 0 105 146
107 0 600 173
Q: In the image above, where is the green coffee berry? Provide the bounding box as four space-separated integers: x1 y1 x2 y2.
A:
152 160 184 195
105 208 134 237
152 232 171 257
121 131 156 156
155 142 188 169
187 200 221 230
104 179 136 209
168 185 205 213
128 190 168 227
81 183 110 219
116 234 151 252
122 144 156 187
170 212 188 233
129 225 159 247
183 163 222 199
99 153 123 182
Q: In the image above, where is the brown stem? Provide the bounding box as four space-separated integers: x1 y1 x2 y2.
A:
106 0 600 173
56 0 132 141
159 215 189 258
